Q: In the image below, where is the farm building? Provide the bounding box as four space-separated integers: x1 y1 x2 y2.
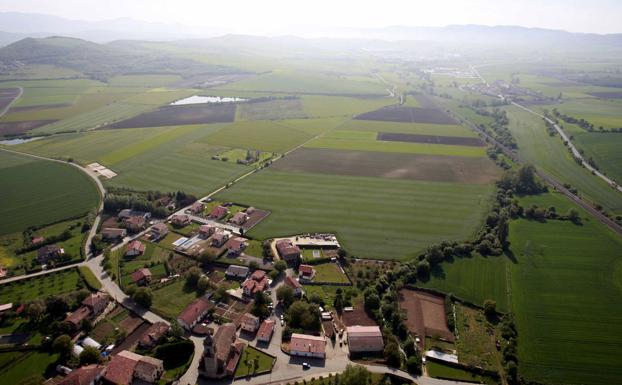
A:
299 264 316 280
240 312 260 333
131 268 152 285
229 212 249 225
150 223 169 241
36 244 64 264
208 206 229 220
346 326 384 353
257 319 275 343
103 350 163 385
177 296 212 330
102 227 127 241
276 239 301 263
289 333 326 359
125 240 146 257
284 276 304 297
138 322 170 349
227 237 247 256
202 323 244 379
242 270 269 297
171 214 191 227
64 306 91 329
225 265 249 280
189 201 205 214
57 364 104 385
82 292 110 316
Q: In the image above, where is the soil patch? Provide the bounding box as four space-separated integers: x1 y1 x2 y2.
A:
377 132 484 147
587 92 622 99
398 289 454 348
341 302 378 327
106 103 236 128
111 321 150 354
0 120 57 136
271 147 499 184
355 105 455 124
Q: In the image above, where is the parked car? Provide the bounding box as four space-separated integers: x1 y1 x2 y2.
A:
302 363 310 370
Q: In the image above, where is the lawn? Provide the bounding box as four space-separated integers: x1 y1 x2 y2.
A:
234 345 275 378
311 263 350 284
0 350 59 385
454 305 504 372
151 279 201 320
217 170 494 260
0 151 100 235
426 361 494 384
78 265 102 290
0 268 83 303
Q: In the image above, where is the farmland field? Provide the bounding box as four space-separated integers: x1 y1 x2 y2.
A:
237 98 307 120
503 107 622 214
13 124 253 195
270 148 500 184
355 105 456 124
216 170 494 260
108 103 236 128
305 129 487 157
572 132 622 184
0 150 100 234
508 193 622 385
337 119 477 137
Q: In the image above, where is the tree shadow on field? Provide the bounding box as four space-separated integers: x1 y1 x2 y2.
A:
504 249 518 264
429 264 445 280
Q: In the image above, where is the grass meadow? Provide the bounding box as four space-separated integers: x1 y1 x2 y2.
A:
216 170 494 260
0 151 100 234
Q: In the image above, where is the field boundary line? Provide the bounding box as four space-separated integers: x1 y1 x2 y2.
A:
0 86 22 118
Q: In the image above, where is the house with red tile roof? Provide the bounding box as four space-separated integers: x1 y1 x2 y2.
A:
123 216 146 233
171 214 191 227
150 223 168 241
138 322 170 349
208 206 229 220
102 227 127 241
125 240 145 257
64 306 91 329
242 270 269 297
177 296 212 330
210 231 229 247
257 319 276 343
346 325 384 353
58 364 104 385
284 276 304 297
202 323 244 379
229 212 248 226
276 240 301 263
226 237 247 256
131 268 152 286
189 201 205 214
102 350 163 385
82 292 109 316
299 264 316 280
289 333 326 359
199 224 215 238
240 312 260 333
36 244 64 264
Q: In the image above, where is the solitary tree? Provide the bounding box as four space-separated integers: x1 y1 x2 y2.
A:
52 334 73 358
484 299 497 320
132 287 153 309
79 346 102 365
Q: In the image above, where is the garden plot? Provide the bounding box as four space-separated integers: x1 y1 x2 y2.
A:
398 289 454 348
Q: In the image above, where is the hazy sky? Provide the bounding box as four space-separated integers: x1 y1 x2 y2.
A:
1 0 621 34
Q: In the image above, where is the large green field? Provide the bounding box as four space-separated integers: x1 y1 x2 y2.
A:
503 107 622 214
0 150 100 234
572 132 622 185
417 192 622 385
216 170 494 260
13 124 253 195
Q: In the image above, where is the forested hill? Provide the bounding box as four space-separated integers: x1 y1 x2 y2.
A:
0 36 240 81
